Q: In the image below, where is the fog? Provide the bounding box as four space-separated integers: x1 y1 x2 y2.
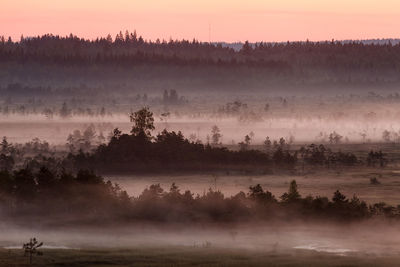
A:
1 221 400 257
3 32 400 266
1 110 400 145
108 172 400 206
3 92 400 145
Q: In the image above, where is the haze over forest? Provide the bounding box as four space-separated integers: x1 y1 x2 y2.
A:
2 2 400 264
2 32 400 96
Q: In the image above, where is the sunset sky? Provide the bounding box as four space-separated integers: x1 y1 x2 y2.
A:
1 0 400 42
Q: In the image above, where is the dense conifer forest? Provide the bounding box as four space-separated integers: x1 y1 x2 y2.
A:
1 32 400 94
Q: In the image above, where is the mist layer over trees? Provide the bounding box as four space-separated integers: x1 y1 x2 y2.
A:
66 107 375 173
1 165 399 226
2 31 400 265
1 31 400 96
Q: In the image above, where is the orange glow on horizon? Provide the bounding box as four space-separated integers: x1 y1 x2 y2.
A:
1 0 400 42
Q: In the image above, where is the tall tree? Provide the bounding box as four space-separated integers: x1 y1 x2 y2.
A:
281 180 301 203
211 125 222 146
130 107 155 139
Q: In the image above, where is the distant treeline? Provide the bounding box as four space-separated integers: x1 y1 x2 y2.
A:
0 32 289 69
1 32 399 70
0 166 399 225
1 32 400 90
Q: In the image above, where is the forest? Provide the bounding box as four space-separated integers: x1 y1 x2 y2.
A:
65 107 378 173
0 107 394 226
1 107 384 174
1 165 399 226
4 0 400 264
1 32 400 94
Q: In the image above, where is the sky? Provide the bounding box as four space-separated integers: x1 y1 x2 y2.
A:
1 0 400 42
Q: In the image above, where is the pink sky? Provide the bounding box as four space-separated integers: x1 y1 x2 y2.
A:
1 0 400 42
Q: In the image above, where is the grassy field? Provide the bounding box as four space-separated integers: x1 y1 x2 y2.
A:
1 246 400 267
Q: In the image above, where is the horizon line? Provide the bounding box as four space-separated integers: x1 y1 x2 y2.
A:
3 31 400 45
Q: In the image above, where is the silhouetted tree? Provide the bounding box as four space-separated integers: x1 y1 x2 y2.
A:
23 238 43 265
1 137 10 154
332 190 347 204
211 125 222 146
281 180 301 203
130 107 155 139
248 184 276 203
329 131 343 144
263 137 272 153
239 135 251 151
0 154 14 172
59 102 71 118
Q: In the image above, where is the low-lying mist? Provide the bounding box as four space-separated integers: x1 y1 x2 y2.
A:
1 113 400 145
1 221 400 257
108 172 400 206
3 92 400 145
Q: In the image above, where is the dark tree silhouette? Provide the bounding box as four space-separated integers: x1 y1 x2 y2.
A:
211 125 222 146
281 180 301 203
23 238 43 265
129 107 155 139
332 190 347 204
